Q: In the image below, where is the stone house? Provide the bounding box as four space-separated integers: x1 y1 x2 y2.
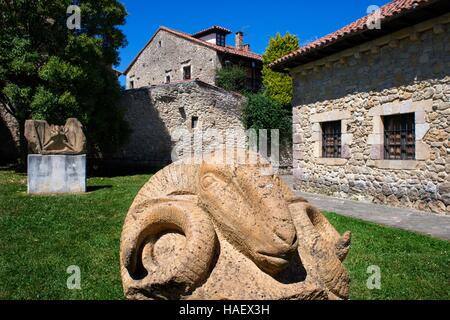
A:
123 26 262 91
271 0 450 214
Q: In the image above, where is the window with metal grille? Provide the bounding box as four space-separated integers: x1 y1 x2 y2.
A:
183 66 191 80
321 121 342 158
216 34 226 46
383 113 415 160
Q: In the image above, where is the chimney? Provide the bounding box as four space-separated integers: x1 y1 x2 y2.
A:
243 44 250 51
235 31 244 50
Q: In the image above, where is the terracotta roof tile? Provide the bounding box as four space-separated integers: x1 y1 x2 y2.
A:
270 0 440 69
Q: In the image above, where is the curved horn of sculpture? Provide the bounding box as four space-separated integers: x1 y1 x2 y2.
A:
121 199 217 300
287 199 350 299
275 175 351 262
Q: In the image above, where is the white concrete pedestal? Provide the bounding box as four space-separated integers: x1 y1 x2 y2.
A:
27 154 86 194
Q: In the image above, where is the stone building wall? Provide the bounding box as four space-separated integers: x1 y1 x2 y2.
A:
126 30 220 89
292 16 450 214
115 80 247 166
0 103 20 164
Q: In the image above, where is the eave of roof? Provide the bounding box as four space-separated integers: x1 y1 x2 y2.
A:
124 26 262 75
270 0 449 71
192 26 232 38
112 68 123 76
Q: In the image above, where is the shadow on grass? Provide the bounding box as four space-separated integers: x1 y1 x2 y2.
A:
0 160 166 178
87 185 113 192
88 160 166 178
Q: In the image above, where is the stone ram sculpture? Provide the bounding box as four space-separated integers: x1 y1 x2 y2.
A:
120 150 351 300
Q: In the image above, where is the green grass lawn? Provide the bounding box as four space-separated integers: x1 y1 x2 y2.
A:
0 170 449 300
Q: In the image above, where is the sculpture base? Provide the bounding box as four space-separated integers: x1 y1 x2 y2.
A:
27 154 86 194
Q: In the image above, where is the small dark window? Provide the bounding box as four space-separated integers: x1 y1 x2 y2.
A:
321 121 342 158
165 75 170 84
158 40 162 47
191 116 199 129
216 34 226 46
129 81 134 89
179 107 186 119
383 113 415 160
183 66 191 80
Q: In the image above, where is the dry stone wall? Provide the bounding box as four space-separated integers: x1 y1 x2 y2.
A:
115 81 247 166
0 103 19 164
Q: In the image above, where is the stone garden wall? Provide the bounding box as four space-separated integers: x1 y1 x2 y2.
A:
115 80 246 166
291 15 450 214
0 103 20 164
116 80 293 171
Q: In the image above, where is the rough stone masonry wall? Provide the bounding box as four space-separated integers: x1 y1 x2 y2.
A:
126 30 220 89
292 16 450 214
0 102 20 164
115 80 247 166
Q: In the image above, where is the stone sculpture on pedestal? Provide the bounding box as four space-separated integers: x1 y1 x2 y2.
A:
120 150 351 300
25 118 87 194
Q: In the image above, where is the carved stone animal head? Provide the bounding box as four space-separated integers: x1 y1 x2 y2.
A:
198 158 298 275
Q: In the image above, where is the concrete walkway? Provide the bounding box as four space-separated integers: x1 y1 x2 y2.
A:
281 175 450 241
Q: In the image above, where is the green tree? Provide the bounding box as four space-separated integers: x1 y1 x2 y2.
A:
0 0 129 163
242 92 292 146
216 65 247 93
262 32 299 108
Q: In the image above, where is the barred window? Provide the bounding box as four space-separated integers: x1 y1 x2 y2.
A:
383 113 415 160
321 121 342 158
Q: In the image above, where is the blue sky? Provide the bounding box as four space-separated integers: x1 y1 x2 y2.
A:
117 0 391 75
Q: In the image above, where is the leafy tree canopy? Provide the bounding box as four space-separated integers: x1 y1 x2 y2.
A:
262 32 299 108
0 0 129 157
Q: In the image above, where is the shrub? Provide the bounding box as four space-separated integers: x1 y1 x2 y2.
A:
242 92 292 146
216 65 247 93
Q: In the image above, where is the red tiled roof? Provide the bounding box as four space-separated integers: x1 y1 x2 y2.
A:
270 0 443 70
124 26 261 75
192 26 232 38
161 26 262 60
